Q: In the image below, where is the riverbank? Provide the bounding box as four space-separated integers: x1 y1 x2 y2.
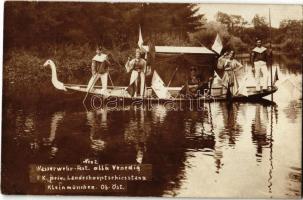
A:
3 45 302 106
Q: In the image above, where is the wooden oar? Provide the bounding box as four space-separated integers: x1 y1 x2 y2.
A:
82 59 109 105
82 73 99 105
108 72 114 86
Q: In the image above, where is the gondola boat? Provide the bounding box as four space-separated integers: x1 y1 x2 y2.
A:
43 45 277 103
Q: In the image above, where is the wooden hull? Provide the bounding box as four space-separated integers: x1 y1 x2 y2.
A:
63 84 278 103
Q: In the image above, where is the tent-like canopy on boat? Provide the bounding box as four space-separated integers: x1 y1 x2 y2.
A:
142 45 220 86
142 45 215 55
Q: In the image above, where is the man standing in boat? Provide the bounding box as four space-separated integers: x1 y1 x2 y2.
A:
251 38 270 92
125 48 147 97
86 46 109 95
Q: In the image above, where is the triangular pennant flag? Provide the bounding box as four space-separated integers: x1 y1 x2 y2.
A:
273 67 279 85
212 71 223 86
138 25 143 48
211 33 223 54
151 71 171 99
236 75 249 96
126 81 136 97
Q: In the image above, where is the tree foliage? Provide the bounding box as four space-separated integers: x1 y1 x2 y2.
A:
215 11 248 36
4 2 205 50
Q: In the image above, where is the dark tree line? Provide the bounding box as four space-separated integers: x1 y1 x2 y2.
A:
3 1 206 102
4 2 204 50
3 2 301 103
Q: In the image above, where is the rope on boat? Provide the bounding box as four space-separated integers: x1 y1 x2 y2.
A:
108 72 114 87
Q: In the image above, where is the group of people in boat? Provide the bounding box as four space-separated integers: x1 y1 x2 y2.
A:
86 38 271 98
183 38 271 98
86 46 148 97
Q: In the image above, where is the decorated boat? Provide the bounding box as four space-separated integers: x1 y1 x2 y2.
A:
43 45 277 103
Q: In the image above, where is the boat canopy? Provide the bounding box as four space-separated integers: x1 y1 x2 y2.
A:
142 45 215 55
142 45 218 87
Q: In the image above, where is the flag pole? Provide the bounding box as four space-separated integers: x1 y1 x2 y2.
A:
269 8 273 101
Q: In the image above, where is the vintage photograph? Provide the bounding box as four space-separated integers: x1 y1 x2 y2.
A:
1 1 302 198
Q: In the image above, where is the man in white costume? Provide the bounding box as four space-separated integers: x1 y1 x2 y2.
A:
86 46 109 95
251 39 270 92
125 49 147 97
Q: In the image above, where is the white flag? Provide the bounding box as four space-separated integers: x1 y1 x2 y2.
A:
236 75 249 96
212 33 223 54
151 71 171 99
138 25 143 48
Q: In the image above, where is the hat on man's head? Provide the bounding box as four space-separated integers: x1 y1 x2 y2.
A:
255 38 262 42
136 48 142 53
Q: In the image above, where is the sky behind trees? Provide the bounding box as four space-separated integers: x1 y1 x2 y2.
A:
197 4 302 27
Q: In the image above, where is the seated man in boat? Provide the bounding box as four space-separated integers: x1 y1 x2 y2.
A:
86 46 110 95
251 38 270 92
125 48 147 97
184 66 203 98
221 50 243 96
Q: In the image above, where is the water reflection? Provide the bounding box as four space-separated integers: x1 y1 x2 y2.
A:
42 111 65 158
86 109 107 154
124 107 150 164
2 98 301 197
184 107 215 152
222 103 242 146
2 56 301 197
251 104 270 160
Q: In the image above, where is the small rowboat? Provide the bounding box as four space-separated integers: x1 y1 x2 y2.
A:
43 45 277 103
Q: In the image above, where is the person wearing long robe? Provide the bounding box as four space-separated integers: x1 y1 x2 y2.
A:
86 46 109 95
221 51 243 96
125 49 147 97
251 39 270 92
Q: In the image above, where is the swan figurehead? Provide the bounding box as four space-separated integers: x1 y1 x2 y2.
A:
43 59 67 91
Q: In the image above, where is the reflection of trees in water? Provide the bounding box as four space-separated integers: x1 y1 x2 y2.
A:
14 110 39 150
283 101 301 123
7 109 65 154
286 166 302 197
121 105 185 196
277 54 302 74
4 101 292 196
2 108 68 193
2 108 39 193
139 107 186 197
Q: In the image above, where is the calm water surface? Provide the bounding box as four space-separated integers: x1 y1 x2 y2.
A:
2 63 302 198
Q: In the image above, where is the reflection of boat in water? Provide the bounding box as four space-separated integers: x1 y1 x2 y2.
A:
40 111 65 158
43 45 277 103
184 105 216 151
